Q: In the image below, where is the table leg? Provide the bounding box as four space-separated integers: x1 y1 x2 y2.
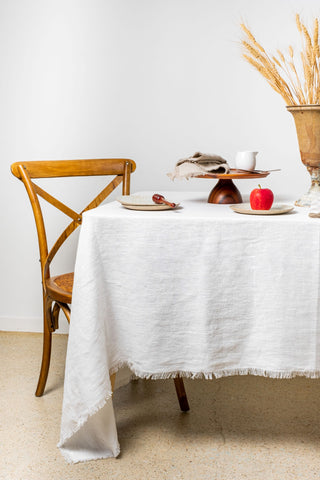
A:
110 372 116 392
208 179 242 204
174 376 190 412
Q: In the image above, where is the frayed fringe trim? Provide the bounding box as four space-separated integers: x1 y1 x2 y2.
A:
109 361 320 381
59 445 120 465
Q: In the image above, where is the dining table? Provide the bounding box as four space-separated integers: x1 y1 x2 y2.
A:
58 191 320 463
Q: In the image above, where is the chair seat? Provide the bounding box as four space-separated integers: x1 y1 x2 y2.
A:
46 273 73 304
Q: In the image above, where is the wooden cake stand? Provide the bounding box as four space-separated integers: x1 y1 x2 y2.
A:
196 169 270 204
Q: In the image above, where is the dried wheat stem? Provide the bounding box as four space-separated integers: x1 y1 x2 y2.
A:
296 14 302 33
289 61 307 103
240 23 266 53
240 15 320 105
242 54 295 104
313 18 319 56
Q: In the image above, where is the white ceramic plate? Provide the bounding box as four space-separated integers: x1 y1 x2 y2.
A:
230 203 294 215
117 195 179 211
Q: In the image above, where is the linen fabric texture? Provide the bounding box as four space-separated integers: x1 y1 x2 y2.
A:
59 192 320 463
167 152 230 180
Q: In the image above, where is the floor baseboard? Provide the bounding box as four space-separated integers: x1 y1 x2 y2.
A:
0 316 69 334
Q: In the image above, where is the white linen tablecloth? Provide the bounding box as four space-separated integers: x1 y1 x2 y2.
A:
58 191 320 463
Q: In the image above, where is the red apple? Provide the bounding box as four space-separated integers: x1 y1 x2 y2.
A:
250 184 274 210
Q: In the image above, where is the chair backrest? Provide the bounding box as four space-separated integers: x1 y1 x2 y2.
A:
11 158 136 283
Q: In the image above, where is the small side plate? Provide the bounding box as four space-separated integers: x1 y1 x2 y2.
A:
230 203 294 215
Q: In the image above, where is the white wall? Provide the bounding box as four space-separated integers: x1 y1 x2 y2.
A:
1 0 317 333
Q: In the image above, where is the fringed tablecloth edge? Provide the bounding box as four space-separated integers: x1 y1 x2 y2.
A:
109 362 320 380
58 363 320 463
58 445 120 465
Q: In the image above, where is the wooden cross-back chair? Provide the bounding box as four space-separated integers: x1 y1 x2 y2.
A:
11 159 189 412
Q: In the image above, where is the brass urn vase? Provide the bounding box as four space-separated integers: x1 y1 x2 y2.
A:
287 105 320 206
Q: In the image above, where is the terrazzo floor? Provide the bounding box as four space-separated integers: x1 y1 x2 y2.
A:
1 331 320 480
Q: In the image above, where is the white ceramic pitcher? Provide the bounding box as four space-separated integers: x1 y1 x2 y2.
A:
235 151 258 171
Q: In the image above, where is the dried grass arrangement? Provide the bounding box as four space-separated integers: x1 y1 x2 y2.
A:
240 14 320 105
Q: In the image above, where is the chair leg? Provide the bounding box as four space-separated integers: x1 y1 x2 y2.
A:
35 296 53 397
174 376 190 412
